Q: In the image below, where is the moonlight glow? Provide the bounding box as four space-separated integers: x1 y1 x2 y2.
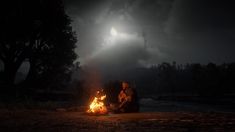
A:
110 27 118 36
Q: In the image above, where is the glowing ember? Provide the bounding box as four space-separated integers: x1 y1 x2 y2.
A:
87 91 108 114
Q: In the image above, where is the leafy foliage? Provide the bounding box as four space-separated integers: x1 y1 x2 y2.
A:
0 0 77 90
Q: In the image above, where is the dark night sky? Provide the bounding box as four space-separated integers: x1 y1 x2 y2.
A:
2 0 234 79
64 0 235 67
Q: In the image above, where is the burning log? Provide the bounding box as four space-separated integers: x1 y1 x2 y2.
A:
87 90 108 115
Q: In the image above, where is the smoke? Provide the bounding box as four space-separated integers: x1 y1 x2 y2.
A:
64 0 176 81
83 31 150 80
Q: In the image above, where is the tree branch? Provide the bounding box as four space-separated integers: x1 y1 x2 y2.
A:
0 43 7 62
0 54 6 62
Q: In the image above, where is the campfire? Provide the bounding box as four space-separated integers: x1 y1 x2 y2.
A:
86 81 139 114
87 90 108 115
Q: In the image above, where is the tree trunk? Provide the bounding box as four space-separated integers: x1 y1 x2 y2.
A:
3 59 24 86
23 59 37 88
3 62 18 85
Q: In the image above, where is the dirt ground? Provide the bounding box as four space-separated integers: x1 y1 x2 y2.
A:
0 109 235 132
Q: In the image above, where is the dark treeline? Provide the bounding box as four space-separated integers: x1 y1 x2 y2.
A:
70 62 235 105
122 62 235 98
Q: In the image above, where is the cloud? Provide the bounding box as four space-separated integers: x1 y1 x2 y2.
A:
165 0 235 35
65 0 235 69
163 0 235 64
85 31 148 66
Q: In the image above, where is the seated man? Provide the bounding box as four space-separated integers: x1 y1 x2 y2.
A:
117 81 139 113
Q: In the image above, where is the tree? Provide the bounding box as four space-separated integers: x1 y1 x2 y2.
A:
0 0 77 88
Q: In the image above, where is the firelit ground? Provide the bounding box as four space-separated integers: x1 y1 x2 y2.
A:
0 109 235 132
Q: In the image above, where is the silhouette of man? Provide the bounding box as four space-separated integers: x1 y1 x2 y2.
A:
118 81 139 112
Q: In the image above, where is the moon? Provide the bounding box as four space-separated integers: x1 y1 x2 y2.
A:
110 27 118 36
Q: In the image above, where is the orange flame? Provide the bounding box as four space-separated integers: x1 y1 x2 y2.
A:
87 91 107 114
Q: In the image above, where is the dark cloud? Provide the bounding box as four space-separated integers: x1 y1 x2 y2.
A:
64 0 235 68
164 0 235 63
167 0 235 33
